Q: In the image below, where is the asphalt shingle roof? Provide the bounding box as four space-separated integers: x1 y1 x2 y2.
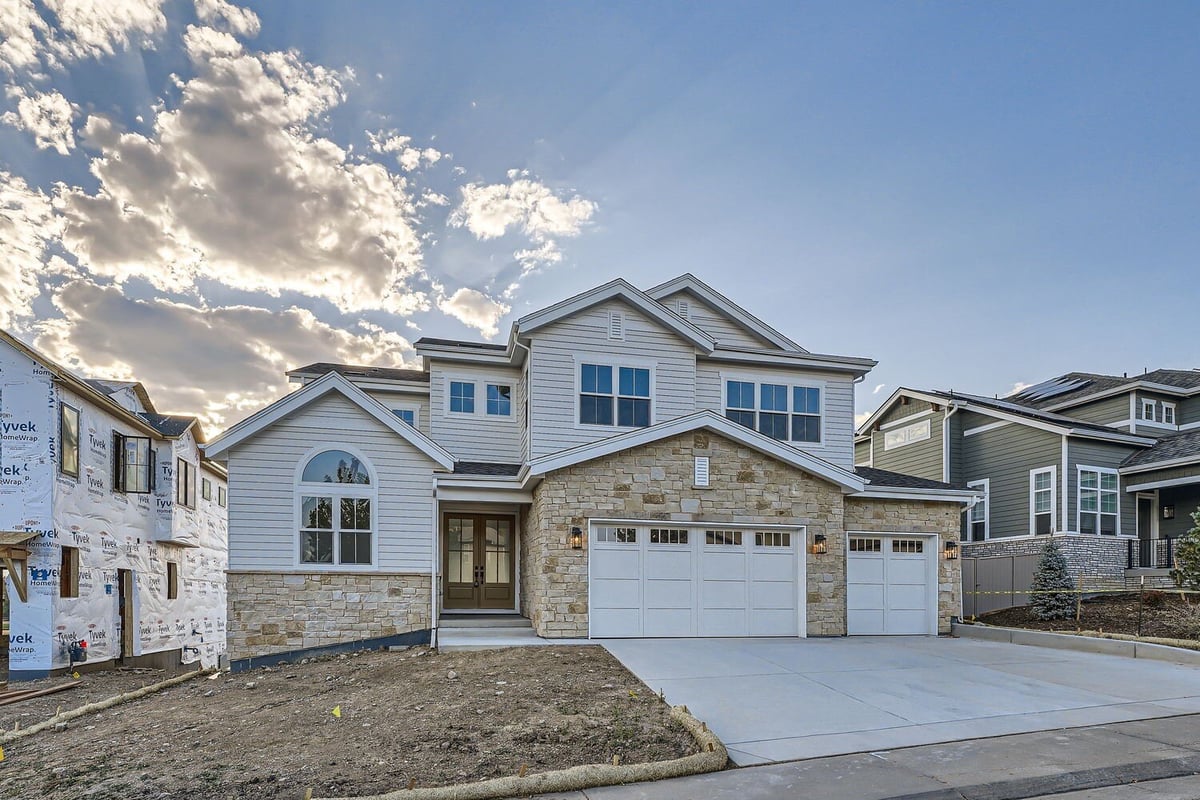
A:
289 362 429 383
1008 370 1200 410
1120 429 1200 470
137 412 197 438
415 337 508 352
453 462 523 476
925 390 1143 438
854 466 963 491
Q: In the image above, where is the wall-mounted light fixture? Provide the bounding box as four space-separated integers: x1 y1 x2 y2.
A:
944 540 959 560
811 533 827 555
569 526 584 550
1163 505 1176 520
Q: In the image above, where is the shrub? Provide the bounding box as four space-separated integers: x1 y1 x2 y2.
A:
1170 508 1200 591
1030 539 1076 620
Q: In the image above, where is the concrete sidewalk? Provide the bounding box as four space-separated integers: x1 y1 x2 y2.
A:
539 714 1200 799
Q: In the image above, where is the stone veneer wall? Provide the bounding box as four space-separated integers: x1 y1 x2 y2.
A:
524 430 846 638
228 572 431 661
843 498 963 634
962 534 1129 589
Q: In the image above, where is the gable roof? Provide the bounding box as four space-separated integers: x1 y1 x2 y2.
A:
287 362 430 383
854 466 962 491
516 278 716 351
83 379 158 414
1120 429 1200 473
526 409 865 491
857 387 1155 446
203 371 455 469
1008 370 1200 410
645 273 805 352
139 412 199 440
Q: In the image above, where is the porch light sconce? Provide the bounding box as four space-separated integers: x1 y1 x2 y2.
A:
569 526 584 550
1163 505 1175 520
944 540 959 561
811 533 827 555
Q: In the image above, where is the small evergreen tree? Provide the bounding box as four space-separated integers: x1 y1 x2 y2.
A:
1169 507 1200 592
1030 539 1076 620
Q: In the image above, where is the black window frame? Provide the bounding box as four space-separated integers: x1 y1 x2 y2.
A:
59 403 80 478
167 561 179 599
112 432 155 494
176 457 197 508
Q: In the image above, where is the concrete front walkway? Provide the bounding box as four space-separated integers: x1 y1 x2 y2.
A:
602 636 1200 765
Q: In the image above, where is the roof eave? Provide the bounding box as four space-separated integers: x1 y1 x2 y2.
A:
643 273 806 352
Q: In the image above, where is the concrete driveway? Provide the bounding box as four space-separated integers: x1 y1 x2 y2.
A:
603 636 1200 765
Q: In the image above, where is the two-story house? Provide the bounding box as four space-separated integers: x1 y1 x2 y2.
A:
204 275 974 668
855 370 1200 608
0 331 228 681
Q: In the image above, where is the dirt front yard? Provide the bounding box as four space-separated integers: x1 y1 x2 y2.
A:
0 646 696 800
980 591 1200 643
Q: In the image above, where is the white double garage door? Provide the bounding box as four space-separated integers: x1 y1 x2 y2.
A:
589 522 938 638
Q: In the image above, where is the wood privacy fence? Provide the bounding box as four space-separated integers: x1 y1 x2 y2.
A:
961 554 1038 617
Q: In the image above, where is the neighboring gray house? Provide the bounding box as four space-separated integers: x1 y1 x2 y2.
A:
856 371 1200 601
204 275 975 669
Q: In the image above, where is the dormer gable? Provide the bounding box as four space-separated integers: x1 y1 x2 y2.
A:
645 273 804 353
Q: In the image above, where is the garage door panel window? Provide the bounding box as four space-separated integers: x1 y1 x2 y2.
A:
595 526 637 543
649 528 688 545
754 531 791 548
892 539 923 553
849 537 881 552
705 530 743 546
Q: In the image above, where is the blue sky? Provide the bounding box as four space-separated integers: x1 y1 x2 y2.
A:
2 1 1198 428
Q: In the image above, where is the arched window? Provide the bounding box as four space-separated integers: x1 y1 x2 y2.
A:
297 450 374 566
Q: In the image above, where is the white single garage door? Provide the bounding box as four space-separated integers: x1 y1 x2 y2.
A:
590 523 802 638
846 534 937 635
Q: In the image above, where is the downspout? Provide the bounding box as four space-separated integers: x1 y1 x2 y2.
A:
430 473 438 651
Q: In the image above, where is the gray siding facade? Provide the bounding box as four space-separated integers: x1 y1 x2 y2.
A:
227 392 438 573
1065 438 1137 537
1062 394 1131 428
960 422 1061 539
868 409 945 482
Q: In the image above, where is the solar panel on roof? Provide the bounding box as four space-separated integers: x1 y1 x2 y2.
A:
1011 377 1091 402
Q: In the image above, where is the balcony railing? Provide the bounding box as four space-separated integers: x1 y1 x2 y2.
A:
1126 537 1178 570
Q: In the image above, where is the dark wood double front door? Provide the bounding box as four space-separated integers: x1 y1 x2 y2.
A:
443 514 515 610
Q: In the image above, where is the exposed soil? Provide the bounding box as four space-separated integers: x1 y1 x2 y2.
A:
0 667 180 732
980 591 1200 642
0 646 695 800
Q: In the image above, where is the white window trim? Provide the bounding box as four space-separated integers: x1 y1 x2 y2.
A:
719 370 827 448
967 478 989 541
1029 466 1057 536
390 402 422 429
292 444 380 571
882 418 931 451
1163 401 1177 426
573 355 657 431
1076 465 1122 537
878 408 934 430
441 376 516 422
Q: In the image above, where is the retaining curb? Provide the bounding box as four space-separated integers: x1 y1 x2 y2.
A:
312 704 728 800
953 622 1200 666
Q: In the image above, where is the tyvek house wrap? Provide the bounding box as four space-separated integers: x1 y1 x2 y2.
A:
2 342 227 674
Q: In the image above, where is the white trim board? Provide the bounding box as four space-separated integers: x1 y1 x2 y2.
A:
526 409 865 491
1125 475 1200 492
879 408 934 430
204 371 456 469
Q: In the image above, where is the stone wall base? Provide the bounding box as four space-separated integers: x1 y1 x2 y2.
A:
963 534 1130 589
227 572 431 661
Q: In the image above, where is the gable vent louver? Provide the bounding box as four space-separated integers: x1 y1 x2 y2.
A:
677 299 690 319
694 456 710 487
608 311 625 341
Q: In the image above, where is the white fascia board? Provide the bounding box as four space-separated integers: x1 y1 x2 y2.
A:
850 487 978 504
1125 474 1200 492
1120 454 1200 476
644 273 806 352
516 278 715 351
854 388 940 436
203 372 456 469
702 348 877 376
526 410 865 491
413 345 520 367
938 396 1155 446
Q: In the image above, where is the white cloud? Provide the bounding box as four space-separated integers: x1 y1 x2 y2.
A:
36 281 417 428
437 288 510 337
854 411 872 428
193 0 261 38
451 174 595 242
56 32 435 316
0 172 61 327
1007 381 1033 397
2 86 76 153
368 130 443 172
0 0 55 76
872 383 886 395
0 0 169 78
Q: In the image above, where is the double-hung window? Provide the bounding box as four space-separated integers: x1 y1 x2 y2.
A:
966 479 989 541
724 378 822 444
175 458 197 508
298 449 373 566
113 433 154 493
1078 467 1118 536
486 384 512 416
1141 398 1178 426
1030 466 1056 535
449 381 475 414
579 363 651 427
59 404 80 478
